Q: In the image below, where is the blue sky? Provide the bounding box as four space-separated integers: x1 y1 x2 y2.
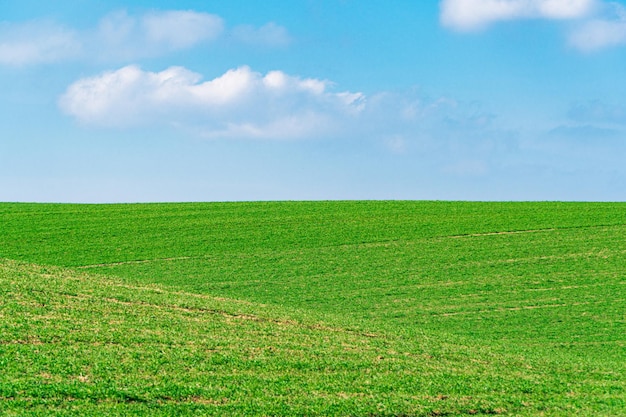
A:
1 0 625 202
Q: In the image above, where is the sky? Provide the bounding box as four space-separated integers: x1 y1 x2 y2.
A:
1 0 626 202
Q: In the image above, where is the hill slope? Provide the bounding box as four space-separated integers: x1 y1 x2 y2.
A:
1 201 625 415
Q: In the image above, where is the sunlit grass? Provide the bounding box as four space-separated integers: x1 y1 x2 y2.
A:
1 201 624 415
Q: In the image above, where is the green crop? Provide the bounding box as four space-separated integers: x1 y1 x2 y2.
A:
1 201 624 415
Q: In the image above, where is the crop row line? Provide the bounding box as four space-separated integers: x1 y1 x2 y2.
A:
437 298 626 317
445 223 626 239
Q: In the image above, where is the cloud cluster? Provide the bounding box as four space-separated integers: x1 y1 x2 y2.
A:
58 63 503 146
231 22 292 47
0 10 290 66
441 0 626 51
59 65 365 139
440 0 596 31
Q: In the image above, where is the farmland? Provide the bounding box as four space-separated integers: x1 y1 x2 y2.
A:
1 201 625 416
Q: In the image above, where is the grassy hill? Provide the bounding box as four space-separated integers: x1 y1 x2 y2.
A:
1 201 625 415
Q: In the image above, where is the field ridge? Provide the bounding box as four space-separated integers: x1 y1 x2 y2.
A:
0 258 539 416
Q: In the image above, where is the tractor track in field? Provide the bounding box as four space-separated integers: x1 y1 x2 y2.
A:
437 298 626 317
447 223 626 239
76 256 201 269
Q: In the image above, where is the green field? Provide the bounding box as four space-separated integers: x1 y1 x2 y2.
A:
1 201 625 416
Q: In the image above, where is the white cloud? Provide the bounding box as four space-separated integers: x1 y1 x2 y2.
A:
58 66 503 143
94 10 224 60
440 0 626 51
231 22 292 47
440 0 596 31
569 2 626 50
0 20 81 66
59 65 365 139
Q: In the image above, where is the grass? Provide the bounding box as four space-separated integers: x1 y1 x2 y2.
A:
0 201 625 415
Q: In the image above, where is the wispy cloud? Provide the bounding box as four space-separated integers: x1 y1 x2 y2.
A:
548 124 620 138
440 0 596 31
231 22 292 47
567 99 626 125
93 10 224 60
0 20 81 66
0 10 291 66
